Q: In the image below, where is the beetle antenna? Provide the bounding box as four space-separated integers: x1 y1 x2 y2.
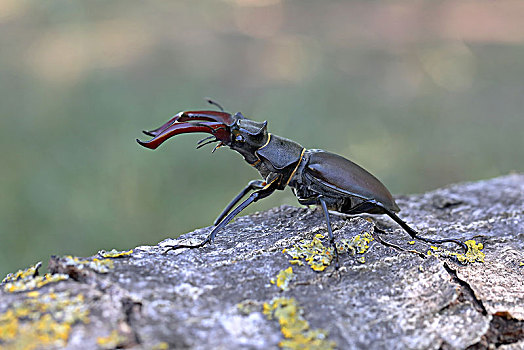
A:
196 139 218 149
205 98 225 112
197 135 215 145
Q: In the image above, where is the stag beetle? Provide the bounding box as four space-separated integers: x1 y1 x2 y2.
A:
137 101 466 267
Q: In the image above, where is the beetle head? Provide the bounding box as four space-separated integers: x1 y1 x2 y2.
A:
228 118 268 164
137 110 268 163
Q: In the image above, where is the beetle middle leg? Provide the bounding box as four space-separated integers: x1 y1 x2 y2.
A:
319 197 340 269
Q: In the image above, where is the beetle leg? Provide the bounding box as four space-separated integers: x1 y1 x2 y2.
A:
344 200 467 253
382 207 467 253
164 178 279 253
371 226 426 259
319 197 340 270
214 180 265 226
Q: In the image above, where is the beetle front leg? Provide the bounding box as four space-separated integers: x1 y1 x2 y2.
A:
319 197 340 269
214 180 265 226
164 178 279 253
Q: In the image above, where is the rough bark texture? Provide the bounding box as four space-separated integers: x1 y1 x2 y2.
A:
1 174 523 349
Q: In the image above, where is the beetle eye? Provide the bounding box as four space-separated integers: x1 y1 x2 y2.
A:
235 134 245 143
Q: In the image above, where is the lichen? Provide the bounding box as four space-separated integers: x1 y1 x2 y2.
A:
337 232 374 255
97 329 128 349
283 232 374 271
427 239 485 264
263 297 336 350
283 234 334 272
2 262 42 284
271 267 295 291
0 291 90 349
152 342 170 350
98 248 134 258
60 255 114 273
236 300 260 315
1 262 69 293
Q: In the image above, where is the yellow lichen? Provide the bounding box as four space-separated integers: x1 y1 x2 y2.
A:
271 267 295 291
152 342 170 350
2 262 42 284
2 262 69 293
283 232 374 270
427 239 485 264
98 249 134 258
0 291 90 349
263 297 336 350
97 330 128 349
337 232 374 255
283 234 334 272
289 259 305 266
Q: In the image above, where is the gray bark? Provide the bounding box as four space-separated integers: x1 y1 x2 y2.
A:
1 174 523 349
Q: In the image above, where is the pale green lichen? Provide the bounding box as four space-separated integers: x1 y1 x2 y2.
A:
271 267 295 291
236 300 261 315
0 291 90 349
263 297 336 350
98 249 134 258
60 255 114 273
427 239 485 264
1 262 69 293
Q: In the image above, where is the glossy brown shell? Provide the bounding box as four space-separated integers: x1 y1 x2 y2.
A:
306 151 400 213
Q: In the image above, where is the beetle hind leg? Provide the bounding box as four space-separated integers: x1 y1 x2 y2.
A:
383 208 467 253
344 200 467 253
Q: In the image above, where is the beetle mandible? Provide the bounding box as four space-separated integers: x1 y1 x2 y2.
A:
137 101 466 266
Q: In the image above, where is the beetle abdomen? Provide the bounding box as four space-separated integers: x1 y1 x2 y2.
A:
305 150 400 213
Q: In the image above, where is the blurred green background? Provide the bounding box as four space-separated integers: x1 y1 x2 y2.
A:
1 0 523 278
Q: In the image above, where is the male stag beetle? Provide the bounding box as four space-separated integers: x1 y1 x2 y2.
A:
137 101 466 267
